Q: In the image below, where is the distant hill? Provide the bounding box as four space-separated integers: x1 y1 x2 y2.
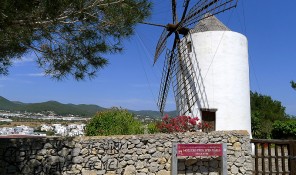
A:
0 96 105 116
0 96 177 118
0 96 21 109
131 110 177 118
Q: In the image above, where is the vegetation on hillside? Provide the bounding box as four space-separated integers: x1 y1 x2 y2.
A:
0 96 176 118
0 97 104 116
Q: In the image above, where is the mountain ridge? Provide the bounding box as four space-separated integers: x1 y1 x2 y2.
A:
0 96 177 118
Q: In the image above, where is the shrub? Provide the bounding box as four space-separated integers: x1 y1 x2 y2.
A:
156 115 199 133
147 122 160 134
46 130 55 136
272 120 296 139
0 121 10 125
85 108 144 136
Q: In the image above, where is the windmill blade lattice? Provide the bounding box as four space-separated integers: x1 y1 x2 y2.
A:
172 0 177 23
172 33 210 116
171 37 199 115
180 0 238 28
157 49 178 114
154 28 170 64
147 0 239 114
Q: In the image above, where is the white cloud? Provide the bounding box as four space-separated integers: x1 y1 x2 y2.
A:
13 56 34 64
26 73 45 77
14 72 46 77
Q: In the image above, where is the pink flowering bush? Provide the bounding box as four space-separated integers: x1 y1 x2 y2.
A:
156 115 199 133
157 115 214 133
197 121 213 132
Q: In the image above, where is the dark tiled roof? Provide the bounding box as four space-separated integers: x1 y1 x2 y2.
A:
191 14 230 33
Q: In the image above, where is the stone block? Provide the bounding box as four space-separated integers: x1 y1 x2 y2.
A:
156 170 170 175
123 165 136 175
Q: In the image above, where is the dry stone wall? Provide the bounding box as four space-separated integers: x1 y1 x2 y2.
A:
0 131 252 175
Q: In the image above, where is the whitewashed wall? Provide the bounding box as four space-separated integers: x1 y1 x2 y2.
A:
179 31 251 136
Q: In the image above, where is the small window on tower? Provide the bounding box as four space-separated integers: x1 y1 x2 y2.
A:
187 41 192 53
201 108 217 132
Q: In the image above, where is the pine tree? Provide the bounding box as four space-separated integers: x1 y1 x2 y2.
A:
0 0 151 80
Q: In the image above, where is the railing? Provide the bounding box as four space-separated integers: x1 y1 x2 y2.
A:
251 139 296 175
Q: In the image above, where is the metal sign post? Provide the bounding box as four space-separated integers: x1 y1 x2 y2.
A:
221 143 227 175
171 143 227 175
172 143 178 175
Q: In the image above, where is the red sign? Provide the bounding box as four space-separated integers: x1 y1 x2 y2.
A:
177 144 223 156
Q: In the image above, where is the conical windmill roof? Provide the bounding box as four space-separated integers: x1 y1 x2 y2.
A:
191 14 230 33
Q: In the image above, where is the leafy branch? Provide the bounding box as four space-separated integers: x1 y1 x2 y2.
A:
291 81 296 90
0 0 151 80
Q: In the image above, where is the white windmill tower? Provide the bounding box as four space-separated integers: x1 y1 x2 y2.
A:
177 15 251 134
142 0 251 135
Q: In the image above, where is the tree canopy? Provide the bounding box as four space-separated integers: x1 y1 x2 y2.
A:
250 91 288 139
251 91 286 121
0 0 151 80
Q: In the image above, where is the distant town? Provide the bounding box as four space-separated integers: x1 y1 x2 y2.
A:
0 110 159 137
0 110 90 121
0 110 89 137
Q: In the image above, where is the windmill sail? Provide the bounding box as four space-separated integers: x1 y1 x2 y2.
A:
172 35 201 116
151 0 238 114
180 0 238 28
154 28 170 64
173 32 210 116
157 49 177 114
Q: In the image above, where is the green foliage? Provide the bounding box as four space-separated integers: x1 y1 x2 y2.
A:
0 0 151 79
251 112 262 138
46 130 55 136
251 112 273 139
85 108 144 136
0 121 10 125
147 122 159 134
272 120 296 139
251 91 287 121
251 91 288 139
291 81 296 90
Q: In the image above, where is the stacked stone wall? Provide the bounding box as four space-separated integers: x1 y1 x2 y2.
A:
0 130 252 175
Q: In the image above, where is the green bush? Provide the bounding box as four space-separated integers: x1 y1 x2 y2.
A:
0 121 10 125
46 130 55 136
272 120 296 139
147 122 159 134
85 108 144 136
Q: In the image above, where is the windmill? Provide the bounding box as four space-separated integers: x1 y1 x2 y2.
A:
142 0 239 116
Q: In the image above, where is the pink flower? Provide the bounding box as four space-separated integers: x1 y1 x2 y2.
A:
189 118 197 125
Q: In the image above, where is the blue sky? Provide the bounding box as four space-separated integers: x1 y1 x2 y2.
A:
0 0 296 115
